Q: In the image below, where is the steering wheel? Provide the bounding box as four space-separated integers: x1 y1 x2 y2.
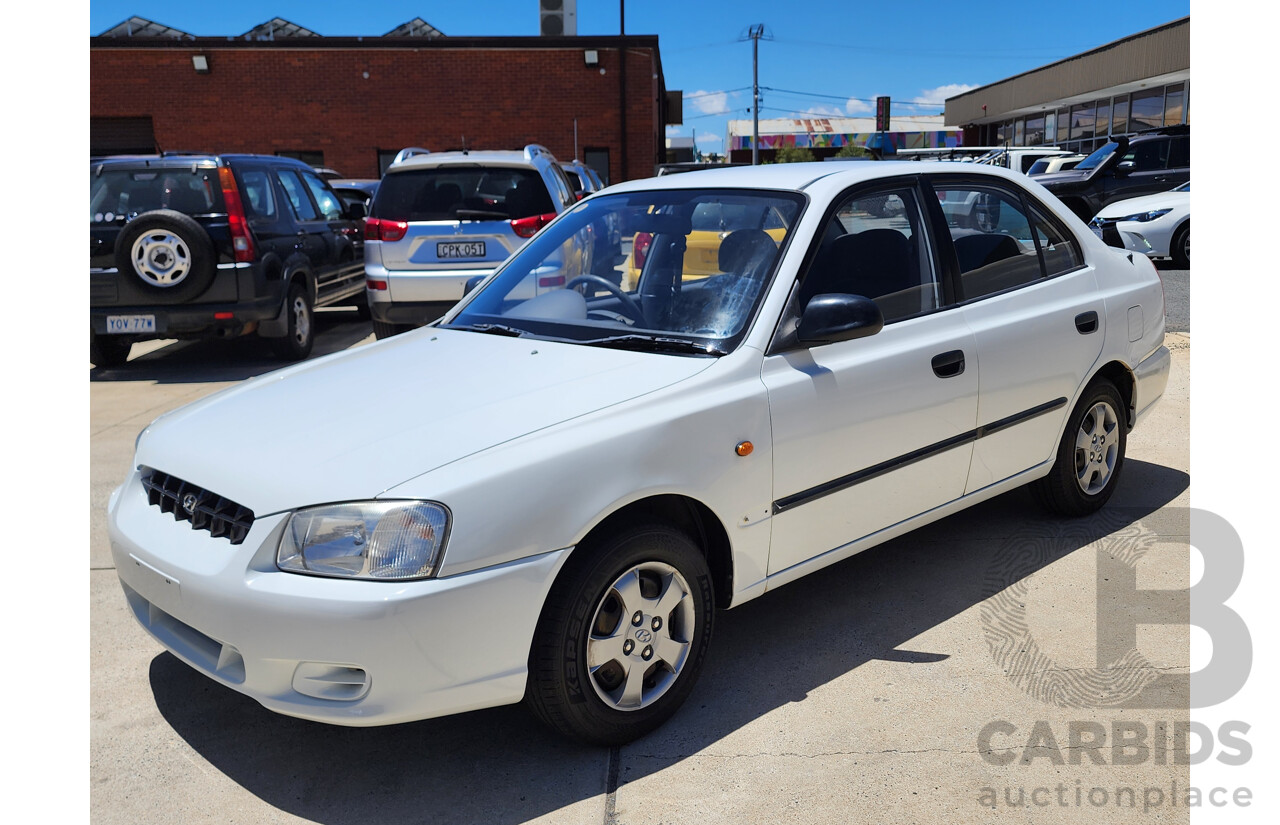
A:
565 275 648 327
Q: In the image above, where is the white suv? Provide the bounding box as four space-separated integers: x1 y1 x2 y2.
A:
363 144 584 338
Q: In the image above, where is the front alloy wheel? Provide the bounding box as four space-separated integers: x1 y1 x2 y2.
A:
586 561 697 711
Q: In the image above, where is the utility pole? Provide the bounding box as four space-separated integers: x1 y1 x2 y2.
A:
745 24 767 165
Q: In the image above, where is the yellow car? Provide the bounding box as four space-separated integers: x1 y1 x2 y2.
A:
621 202 788 290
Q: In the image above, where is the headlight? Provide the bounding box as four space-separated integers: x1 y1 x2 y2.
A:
1115 208 1172 223
277 501 450 580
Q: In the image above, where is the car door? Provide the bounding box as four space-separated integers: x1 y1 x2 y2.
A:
299 169 365 301
761 181 979 577
926 175 1104 492
1100 135 1188 207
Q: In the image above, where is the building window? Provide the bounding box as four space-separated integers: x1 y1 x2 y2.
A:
1041 113 1055 146
1056 108 1069 143
1095 100 1111 138
1164 83 1186 126
276 150 324 168
1014 119 1025 146
1024 116 1045 147
1111 95 1129 136
1130 88 1164 131
1070 102 1096 141
584 147 611 186
996 121 1010 144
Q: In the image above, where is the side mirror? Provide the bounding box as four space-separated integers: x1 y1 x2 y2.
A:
463 274 486 296
346 201 368 220
796 293 884 346
1114 160 1136 175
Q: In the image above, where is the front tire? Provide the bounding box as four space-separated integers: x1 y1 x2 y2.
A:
1033 380 1127 516
270 282 314 360
527 522 715 745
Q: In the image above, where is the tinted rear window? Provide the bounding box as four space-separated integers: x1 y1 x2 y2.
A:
372 167 554 221
90 167 223 223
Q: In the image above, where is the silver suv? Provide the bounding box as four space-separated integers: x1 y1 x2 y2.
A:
363 144 584 338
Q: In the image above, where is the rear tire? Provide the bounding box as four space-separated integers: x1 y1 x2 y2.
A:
270 282 314 360
372 319 413 339
1033 379 1127 516
90 333 131 369
1171 223 1189 269
526 522 715 746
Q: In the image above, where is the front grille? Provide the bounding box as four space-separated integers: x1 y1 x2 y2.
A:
141 467 255 545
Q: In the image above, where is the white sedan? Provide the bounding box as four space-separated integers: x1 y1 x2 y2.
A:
108 162 1170 745
1089 181 1190 268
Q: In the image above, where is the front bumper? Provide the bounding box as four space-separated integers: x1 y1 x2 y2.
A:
108 471 568 726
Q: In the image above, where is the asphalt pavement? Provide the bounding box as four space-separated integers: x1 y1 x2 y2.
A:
90 276 1192 824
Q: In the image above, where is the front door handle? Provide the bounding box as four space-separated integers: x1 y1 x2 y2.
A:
1075 311 1099 334
931 349 965 378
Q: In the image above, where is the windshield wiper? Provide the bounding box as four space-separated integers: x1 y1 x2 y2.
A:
582 333 728 356
448 322 529 337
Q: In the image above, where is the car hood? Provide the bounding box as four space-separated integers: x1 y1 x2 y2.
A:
1097 190 1190 219
134 329 716 515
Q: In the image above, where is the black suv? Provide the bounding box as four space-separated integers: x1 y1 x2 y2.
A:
1034 125 1189 222
90 154 368 367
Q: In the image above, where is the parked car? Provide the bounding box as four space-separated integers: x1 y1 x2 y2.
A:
312 166 344 181
362 144 585 339
972 146 1075 174
90 153 368 367
1089 181 1190 268
559 159 605 198
108 161 1169 746
328 178 380 213
1035 125 1189 221
1027 154 1086 176
561 159 623 268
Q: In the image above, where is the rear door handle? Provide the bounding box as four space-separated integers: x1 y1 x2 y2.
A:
931 349 965 378
1075 311 1099 334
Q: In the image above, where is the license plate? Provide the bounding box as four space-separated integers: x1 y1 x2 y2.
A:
106 314 156 334
437 241 486 259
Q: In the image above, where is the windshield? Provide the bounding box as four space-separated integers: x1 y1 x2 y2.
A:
1074 142 1118 172
445 188 805 355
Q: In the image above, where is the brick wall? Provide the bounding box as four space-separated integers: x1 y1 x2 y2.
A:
90 38 665 182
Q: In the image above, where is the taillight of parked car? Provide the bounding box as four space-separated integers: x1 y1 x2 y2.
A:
364 217 408 242
632 232 653 269
218 167 256 264
511 212 557 239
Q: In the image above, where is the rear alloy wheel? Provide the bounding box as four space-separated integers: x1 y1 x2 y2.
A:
270 283 314 360
527 523 714 745
1033 380 1127 516
1171 223 1189 269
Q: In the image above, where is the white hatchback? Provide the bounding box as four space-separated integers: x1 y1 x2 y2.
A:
108 161 1170 745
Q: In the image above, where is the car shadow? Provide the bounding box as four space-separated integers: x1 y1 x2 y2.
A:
90 309 375 385
148 460 1188 824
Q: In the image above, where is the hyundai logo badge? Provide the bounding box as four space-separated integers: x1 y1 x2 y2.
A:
182 493 198 515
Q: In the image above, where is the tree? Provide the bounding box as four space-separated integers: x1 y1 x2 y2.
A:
771 145 815 163
834 143 870 158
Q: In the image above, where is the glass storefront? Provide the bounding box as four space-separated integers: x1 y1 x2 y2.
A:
980 82 1186 152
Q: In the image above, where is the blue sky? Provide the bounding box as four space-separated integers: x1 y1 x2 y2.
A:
88 1 1190 154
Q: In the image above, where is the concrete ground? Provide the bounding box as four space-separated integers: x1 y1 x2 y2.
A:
90 307 1191 824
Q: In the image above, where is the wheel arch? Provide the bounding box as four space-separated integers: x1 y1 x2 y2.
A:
1086 359 1137 430
569 493 734 611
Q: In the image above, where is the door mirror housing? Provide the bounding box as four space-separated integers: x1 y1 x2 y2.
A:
1114 160 1136 175
796 293 884 346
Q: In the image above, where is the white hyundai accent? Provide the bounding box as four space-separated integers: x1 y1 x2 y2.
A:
108 162 1170 745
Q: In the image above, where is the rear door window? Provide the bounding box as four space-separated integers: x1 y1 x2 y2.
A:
276 170 319 221
300 171 345 221
237 168 279 221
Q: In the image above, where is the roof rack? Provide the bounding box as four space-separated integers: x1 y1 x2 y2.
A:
392 147 431 164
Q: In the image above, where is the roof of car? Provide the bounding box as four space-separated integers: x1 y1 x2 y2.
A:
389 146 557 172
603 160 1032 193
